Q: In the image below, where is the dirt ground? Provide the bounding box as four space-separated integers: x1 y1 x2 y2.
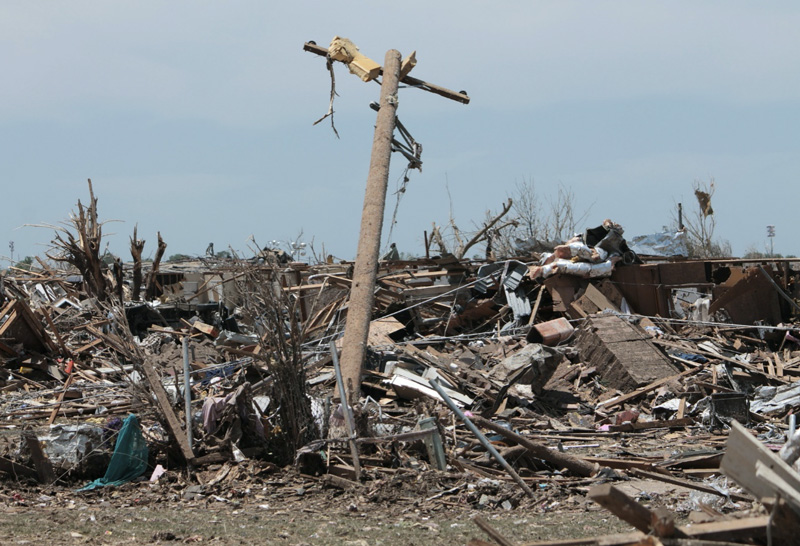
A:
0 471 637 545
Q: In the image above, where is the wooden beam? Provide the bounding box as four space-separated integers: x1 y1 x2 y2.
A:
47 371 76 425
471 415 600 478
141 358 195 464
629 468 751 503
473 516 518 546
599 366 703 410
588 483 685 537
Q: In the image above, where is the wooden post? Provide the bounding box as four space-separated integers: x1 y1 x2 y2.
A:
338 50 402 404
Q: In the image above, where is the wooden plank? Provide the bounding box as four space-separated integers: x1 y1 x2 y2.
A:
192 320 219 337
141 358 195 463
473 516 518 546
584 457 671 474
40 308 72 358
518 532 647 546
0 309 19 338
472 416 600 478
527 286 545 326
766 356 776 377
599 367 703 410
677 516 769 542
629 468 751 502
720 419 800 501
609 417 694 432
583 283 620 312
655 338 790 383
47 371 76 425
754 459 800 509
381 269 450 281
74 338 103 353
588 483 685 537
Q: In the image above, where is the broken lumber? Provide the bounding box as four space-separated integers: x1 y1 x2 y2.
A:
720 419 800 501
588 483 686 538
473 515 518 546
470 415 600 478
141 358 195 464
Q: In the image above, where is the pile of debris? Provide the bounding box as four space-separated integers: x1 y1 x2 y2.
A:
3 195 800 545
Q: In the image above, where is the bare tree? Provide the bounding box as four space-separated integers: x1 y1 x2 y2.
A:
493 180 591 257
46 179 116 301
430 199 516 259
232 265 318 465
430 179 593 260
675 178 732 258
130 225 145 301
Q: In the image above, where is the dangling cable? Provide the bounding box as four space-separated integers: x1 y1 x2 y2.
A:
312 56 340 138
384 166 412 248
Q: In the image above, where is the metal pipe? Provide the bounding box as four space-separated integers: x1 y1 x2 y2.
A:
331 341 362 480
758 266 800 314
427 378 535 498
182 337 194 452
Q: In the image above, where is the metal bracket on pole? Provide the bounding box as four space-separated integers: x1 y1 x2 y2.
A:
370 101 422 170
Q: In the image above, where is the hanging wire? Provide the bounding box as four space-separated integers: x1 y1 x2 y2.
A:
384 166 412 249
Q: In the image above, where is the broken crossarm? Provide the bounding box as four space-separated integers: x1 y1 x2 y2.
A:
303 41 470 104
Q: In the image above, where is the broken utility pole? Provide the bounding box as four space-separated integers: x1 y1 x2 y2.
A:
337 49 401 404
304 38 469 403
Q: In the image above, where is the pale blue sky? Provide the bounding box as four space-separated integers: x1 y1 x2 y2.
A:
2 1 798 263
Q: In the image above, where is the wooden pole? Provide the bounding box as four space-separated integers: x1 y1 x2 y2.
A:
338 50 402 404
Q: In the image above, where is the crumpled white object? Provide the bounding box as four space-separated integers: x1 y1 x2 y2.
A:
537 259 614 279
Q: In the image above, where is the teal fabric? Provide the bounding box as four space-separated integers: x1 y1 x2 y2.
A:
78 414 149 491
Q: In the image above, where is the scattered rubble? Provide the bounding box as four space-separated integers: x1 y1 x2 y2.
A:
3 197 800 545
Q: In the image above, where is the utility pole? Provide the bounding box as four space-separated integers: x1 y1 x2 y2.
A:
304 40 468 403
336 49 401 403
